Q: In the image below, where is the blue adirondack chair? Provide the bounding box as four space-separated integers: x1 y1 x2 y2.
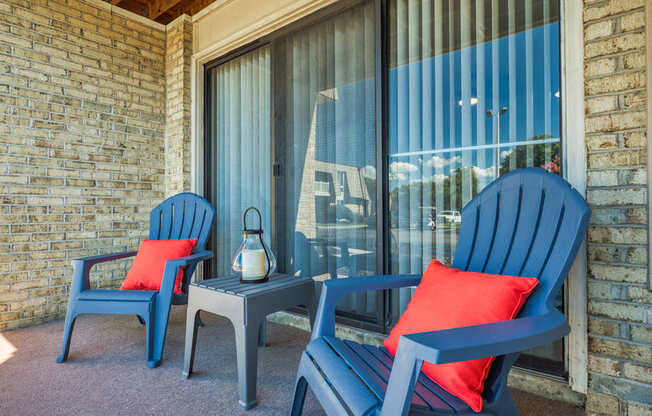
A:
56 193 215 368
290 168 591 416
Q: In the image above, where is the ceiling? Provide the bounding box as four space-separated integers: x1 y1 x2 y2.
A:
106 0 217 24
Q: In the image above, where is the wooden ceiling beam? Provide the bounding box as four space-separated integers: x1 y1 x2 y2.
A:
185 0 214 15
109 0 216 23
148 0 183 20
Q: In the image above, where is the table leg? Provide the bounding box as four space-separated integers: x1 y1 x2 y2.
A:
182 305 201 378
308 300 317 331
258 319 266 347
234 318 260 410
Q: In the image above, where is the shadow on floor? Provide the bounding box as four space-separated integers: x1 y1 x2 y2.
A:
0 307 584 415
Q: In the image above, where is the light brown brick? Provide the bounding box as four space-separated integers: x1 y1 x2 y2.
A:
0 0 166 331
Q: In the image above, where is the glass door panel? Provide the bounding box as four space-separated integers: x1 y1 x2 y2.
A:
387 0 564 376
205 46 272 277
273 1 381 326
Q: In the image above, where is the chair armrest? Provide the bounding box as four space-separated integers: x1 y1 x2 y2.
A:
72 251 138 267
70 251 138 296
165 250 213 268
159 251 213 295
401 310 569 365
379 311 569 416
311 274 421 340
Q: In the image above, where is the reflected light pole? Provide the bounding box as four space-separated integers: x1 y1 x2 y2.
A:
486 107 508 178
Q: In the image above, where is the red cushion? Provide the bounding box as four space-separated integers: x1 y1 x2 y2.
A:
383 260 538 412
120 239 197 294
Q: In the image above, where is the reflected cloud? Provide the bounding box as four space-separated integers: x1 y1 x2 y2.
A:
390 161 418 181
472 166 495 178
407 173 448 184
424 155 460 169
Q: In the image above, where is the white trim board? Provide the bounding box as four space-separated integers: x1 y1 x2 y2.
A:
192 0 339 63
561 0 588 394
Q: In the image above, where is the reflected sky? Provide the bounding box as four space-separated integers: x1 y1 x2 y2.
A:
311 22 561 186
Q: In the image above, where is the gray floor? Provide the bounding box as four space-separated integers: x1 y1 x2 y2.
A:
0 307 584 416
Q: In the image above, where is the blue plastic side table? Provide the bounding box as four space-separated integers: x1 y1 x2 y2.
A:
183 273 315 410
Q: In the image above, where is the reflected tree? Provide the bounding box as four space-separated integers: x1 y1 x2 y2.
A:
500 135 561 176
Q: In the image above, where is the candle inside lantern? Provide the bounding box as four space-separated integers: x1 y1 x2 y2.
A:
241 248 267 279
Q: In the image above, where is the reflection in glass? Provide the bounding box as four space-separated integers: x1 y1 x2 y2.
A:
273 1 379 322
388 0 564 376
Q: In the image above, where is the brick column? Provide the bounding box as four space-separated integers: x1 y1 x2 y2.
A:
583 1 651 415
165 15 193 197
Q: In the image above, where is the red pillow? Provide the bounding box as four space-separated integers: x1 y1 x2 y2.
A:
120 239 197 294
384 260 538 413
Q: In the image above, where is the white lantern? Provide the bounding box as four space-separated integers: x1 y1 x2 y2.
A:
231 207 276 283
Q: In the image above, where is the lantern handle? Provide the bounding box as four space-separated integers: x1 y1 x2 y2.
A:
243 206 263 231
242 206 272 279
262 237 271 278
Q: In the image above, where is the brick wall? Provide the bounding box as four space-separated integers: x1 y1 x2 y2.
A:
584 1 651 415
0 0 167 330
165 15 192 197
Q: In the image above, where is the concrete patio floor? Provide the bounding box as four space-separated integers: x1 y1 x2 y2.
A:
0 307 584 415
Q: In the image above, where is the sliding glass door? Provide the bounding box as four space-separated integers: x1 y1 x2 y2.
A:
387 0 564 376
204 0 567 377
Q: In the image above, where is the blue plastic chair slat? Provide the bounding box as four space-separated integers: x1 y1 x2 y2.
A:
482 183 522 275
158 203 173 240
412 368 471 413
58 193 215 368
192 206 211 242
306 339 379 416
347 340 458 412
180 198 198 239
371 345 467 412
150 209 162 240
450 204 478 271
169 199 186 240
519 192 564 279
321 337 393 404
549 217 582 274
498 178 545 277
465 191 500 273
522 195 589 317
335 338 430 409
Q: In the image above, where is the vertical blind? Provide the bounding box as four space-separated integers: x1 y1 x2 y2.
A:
273 1 379 321
387 0 562 372
388 0 561 288
209 46 271 276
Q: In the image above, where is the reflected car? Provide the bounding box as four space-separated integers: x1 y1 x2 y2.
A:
437 210 461 224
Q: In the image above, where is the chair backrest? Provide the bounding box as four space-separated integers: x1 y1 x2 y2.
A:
452 168 590 317
148 192 216 291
